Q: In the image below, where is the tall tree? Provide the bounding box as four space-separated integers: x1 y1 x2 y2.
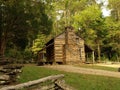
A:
73 4 106 62
0 0 53 58
103 18 120 61
49 0 97 36
109 0 120 21
104 0 120 61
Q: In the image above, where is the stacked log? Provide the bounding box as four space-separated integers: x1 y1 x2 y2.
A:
0 75 10 85
0 57 23 85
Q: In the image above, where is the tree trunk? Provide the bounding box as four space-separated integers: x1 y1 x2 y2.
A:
97 43 101 62
92 51 95 64
64 10 67 26
0 30 7 57
116 54 119 62
0 37 6 57
0 28 2 56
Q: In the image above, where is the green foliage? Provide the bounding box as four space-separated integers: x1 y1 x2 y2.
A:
0 0 53 58
109 0 120 21
102 17 120 61
23 48 33 60
73 4 106 61
72 0 120 61
32 33 46 54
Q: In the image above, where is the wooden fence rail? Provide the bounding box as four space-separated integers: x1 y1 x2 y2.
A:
0 74 74 90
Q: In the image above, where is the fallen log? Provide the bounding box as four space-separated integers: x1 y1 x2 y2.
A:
0 75 10 85
3 64 23 69
0 74 64 90
0 75 10 81
54 79 75 90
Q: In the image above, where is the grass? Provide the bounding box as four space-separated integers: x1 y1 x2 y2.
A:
18 64 120 90
74 64 118 72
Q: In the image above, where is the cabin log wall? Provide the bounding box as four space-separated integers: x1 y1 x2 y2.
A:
54 33 65 63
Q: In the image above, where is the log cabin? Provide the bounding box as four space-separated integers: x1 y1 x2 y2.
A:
38 26 92 65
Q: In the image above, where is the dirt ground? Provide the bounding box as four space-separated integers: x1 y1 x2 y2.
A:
44 64 120 78
96 63 120 68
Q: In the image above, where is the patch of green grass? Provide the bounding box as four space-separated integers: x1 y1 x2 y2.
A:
64 73 120 90
19 65 120 90
75 64 118 72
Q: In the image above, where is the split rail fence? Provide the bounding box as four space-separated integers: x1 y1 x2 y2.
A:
0 74 74 90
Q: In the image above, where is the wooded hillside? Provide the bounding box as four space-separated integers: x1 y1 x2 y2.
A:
0 0 120 62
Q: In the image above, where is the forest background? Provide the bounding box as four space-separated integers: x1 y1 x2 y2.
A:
0 0 120 63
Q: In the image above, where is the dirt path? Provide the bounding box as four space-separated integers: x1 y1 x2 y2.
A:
96 63 120 68
44 65 120 78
